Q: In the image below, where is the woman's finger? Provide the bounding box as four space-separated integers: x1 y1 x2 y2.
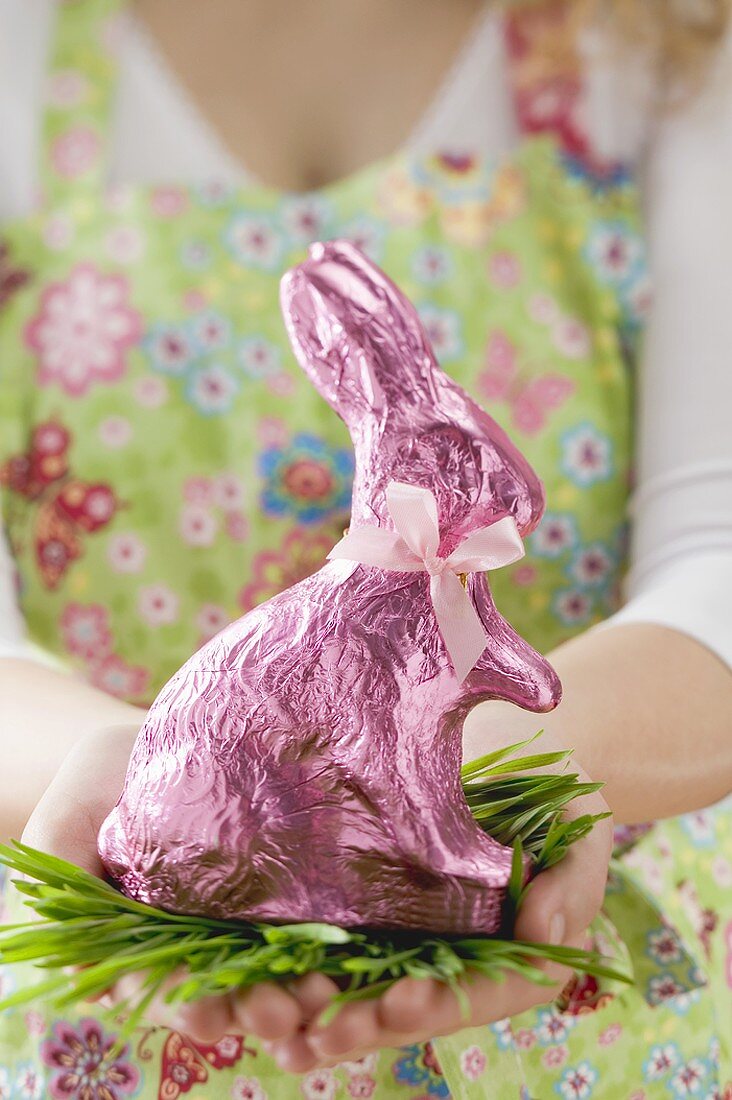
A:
231 982 305 1041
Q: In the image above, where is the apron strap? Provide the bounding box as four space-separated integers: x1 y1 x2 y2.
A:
38 0 126 208
503 0 611 176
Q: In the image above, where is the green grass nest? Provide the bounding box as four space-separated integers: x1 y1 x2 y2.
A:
0 734 628 1031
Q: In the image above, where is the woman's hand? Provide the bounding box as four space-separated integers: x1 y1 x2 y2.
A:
21 723 612 1072
262 777 613 1073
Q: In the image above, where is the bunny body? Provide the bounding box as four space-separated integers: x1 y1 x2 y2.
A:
98 242 561 935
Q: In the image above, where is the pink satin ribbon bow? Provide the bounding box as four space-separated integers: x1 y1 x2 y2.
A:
328 481 525 682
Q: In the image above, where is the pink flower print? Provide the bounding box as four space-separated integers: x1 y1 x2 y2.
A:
528 292 559 324
489 250 521 288
258 418 288 447
553 316 592 360
42 213 74 251
239 527 336 610
60 603 112 660
104 185 134 215
98 416 133 449
543 1046 569 1069
137 583 180 626
712 857 732 889
213 473 246 512
0 1069 9 1100
628 1093 647 1100
50 126 100 180
150 186 189 218
107 533 147 574
598 1023 622 1046
89 654 150 700
26 264 142 396
339 1055 378 1076
40 1017 140 1099
183 288 209 312
46 69 89 108
196 603 230 642
484 330 517 386
133 375 168 408
184 477 213 505
512 563 538 586
459 1045 487 1081
226 513 249 541
265 371 296 398
513 1029 536 1050
180 504 218 547
231 1077 268 1100
347 1075 376 1098
301 1068 337 1100
25 1011 47 1036
105 225 145 265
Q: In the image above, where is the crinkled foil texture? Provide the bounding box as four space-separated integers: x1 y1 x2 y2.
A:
99 241 561 935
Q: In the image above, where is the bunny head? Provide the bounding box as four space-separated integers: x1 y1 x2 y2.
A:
281 240 545 548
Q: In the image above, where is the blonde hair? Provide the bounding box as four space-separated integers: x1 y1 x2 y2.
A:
511 0 731 90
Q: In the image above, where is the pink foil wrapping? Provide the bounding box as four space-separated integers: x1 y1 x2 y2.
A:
98 241 561 935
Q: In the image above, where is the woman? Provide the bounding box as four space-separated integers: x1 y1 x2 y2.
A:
1 0 731 1096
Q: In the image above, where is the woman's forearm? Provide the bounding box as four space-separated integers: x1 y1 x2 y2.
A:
463 622 732 825
0 658 146 840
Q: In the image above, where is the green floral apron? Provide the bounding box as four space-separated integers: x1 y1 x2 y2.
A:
1 1 730 1096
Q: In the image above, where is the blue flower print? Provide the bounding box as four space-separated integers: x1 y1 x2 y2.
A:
566 542 615 590
189 309 231 355
224 213 284 270
553 588 594 627
143 322 195 376
418 304 463 362
561 423 614 487
340 215 386 262
535 1007 576 1047
555 1060 598 1099
668 1058 709 1097
237 336 282 380
185 363 239 417
259 433 354 524
643 1043 681 1081
391 1043 450 1098
645 925 685 967
412 244 454 285
585 220 644 288
530 512 579 560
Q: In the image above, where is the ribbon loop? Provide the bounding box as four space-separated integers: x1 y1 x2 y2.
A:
328 481 525 682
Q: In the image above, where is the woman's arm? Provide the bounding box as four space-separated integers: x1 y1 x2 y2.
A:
0 658 146 839
464 622 732 826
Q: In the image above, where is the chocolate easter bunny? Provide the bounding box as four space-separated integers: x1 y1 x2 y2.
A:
98 241 561 936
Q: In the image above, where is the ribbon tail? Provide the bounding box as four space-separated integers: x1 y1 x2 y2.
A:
430 571 488 683
328 528 424 570
447 515 525 575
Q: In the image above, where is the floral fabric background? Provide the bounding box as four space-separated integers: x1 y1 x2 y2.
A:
0 0 730 1097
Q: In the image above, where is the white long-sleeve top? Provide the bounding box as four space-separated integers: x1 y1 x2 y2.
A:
1 1 731 669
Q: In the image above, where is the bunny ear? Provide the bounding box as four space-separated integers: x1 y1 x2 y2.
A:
280 240 438 429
